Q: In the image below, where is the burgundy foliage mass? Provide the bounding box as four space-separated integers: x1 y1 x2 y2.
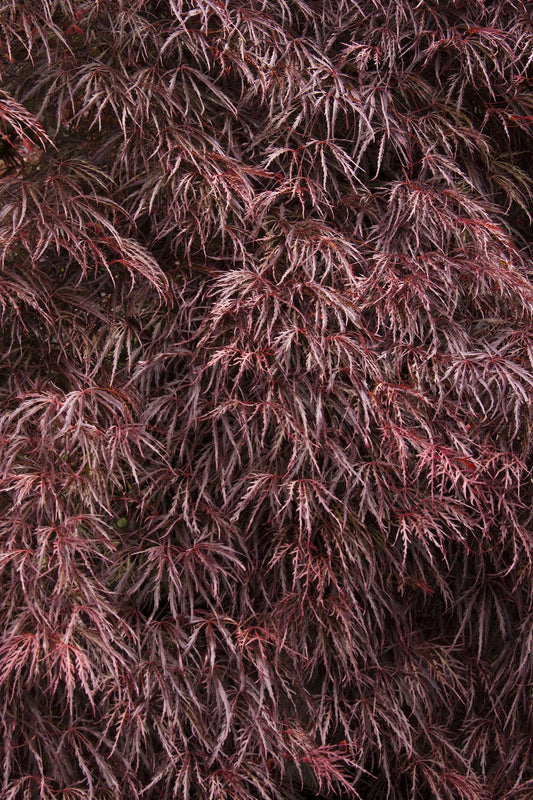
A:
0 1 532 798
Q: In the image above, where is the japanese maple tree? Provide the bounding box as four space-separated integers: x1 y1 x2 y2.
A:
0 1 532 799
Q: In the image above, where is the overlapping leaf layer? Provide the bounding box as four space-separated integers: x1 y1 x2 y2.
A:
0 2 532 798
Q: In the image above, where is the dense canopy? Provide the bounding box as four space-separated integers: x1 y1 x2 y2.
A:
0 1 532 799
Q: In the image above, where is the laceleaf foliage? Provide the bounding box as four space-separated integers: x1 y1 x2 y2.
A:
0 1 532 799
